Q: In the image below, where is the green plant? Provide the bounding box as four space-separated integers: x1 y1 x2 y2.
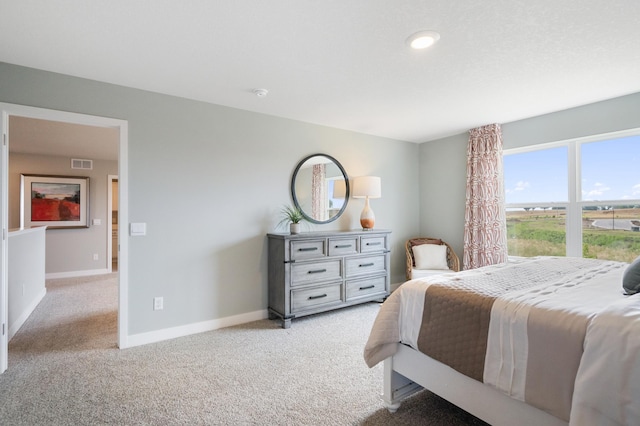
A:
278 205 305 227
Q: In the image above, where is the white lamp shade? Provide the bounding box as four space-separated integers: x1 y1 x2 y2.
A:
352 176 381 199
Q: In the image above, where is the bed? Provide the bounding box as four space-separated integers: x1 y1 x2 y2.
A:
364 256 640 426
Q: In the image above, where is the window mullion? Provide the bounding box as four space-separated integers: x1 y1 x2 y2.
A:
565 142 582 257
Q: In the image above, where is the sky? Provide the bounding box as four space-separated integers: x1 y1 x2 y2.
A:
504 134 640 205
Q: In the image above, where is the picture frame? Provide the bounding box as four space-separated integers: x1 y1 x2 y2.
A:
20 174 90 229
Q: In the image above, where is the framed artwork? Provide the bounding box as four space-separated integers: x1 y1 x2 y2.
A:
20 174 90 229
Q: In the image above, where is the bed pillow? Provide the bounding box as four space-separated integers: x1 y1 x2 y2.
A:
623 255 640 295
412 244 449 270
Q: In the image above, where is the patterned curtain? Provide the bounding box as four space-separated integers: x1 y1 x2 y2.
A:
463 123 508 270
311 164 327 221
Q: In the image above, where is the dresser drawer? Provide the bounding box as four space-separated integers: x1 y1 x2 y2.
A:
346 276 387 301
268 230 390 328
345 254 386 277
292 283 342 312
328 237 358 256
361 235 386 253
290 239 326 261
291 259 342 286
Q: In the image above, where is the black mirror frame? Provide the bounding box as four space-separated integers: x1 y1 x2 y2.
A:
290 153 350 224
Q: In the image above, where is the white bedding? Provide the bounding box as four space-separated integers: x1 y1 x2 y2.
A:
484 258 628 421
365 257 529 367
570 295 640 425
364 256 639 425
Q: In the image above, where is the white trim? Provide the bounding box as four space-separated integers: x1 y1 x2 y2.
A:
503 127 640 156
117 122 128 350
124 309 269 349
0 112 8 373
8 288 46 340
504 139 570 156
45 269 111 280
566 142 581 257
0 102 129 355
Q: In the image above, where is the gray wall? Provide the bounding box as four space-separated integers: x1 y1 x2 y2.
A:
419 92 640 263
0 62 419 336
418 134 468 258
9 153 118 274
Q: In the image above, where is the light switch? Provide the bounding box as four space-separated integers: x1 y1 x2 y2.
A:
92 218 101 225
130 222 147 236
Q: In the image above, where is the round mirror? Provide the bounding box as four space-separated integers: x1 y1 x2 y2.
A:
291 153 350 224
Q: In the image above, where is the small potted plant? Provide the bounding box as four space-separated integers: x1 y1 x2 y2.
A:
278 205 305 234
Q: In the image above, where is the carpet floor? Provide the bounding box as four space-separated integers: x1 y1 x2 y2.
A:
0 274 487 425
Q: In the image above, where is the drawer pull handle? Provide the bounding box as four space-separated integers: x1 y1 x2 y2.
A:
366 242 381 246
308 294 327 300
359 263 375 267
308 269 327 274
335 244 352 248
299 247 318 252
359 285 375 290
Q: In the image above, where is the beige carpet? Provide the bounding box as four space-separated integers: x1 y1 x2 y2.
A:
0 274 487 425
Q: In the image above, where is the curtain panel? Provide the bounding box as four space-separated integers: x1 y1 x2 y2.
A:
463 123 508 270
311 164 327 221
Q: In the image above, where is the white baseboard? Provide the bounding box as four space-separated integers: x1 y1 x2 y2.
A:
122 309 269 349
8 288 46 341
46 268 110 279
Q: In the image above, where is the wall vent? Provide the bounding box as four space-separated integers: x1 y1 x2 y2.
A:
71 158 93 170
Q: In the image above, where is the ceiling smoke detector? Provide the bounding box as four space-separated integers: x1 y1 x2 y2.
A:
253 88 269 98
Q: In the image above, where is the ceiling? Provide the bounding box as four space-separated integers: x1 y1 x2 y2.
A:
1 1 640 145
8 116 119 161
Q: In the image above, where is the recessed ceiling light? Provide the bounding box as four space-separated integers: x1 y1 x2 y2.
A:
406 31 440 49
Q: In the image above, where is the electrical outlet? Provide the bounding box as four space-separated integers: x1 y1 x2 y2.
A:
93 253 99 261
154 297 164 311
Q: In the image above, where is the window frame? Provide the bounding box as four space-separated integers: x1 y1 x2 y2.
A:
504 128 640 258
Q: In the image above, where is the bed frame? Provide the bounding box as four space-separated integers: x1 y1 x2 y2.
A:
383 344 568 426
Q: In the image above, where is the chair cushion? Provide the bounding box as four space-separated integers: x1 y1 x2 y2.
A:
408 238 442 266
412 243 448 270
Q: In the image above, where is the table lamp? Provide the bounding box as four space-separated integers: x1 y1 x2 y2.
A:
352 176 381 230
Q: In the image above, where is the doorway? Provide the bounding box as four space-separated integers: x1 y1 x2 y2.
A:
0 103 129 373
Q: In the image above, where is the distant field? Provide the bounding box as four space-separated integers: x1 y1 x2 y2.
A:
506 208 640 263
507 207 640 220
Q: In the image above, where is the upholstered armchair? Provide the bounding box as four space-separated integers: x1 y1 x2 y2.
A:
405 237 460 280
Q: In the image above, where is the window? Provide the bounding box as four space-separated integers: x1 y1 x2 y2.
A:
505 147 568 204
504 130 640 262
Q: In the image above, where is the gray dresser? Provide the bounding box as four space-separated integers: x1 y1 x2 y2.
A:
267 230 391 328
